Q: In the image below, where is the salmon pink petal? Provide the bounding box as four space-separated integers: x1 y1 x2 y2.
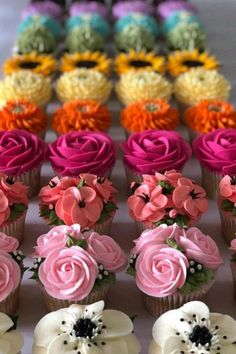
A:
184 199 199 217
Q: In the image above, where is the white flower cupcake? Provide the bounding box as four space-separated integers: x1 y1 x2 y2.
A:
0 312 24 354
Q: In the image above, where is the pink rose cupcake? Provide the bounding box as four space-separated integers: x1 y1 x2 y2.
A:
230 239 236 302
0 130 47 198
128 224 223 317
0 174 28 244
31 224 127 310
39 174 117 234
127 170 208 233
48 131 116 179
121 130 191 185
193 128 236 199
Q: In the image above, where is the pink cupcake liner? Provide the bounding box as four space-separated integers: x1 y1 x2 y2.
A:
219 209 236 245
0 212 26 245
16 166 41 199
231 262 236 303
0 285 20 316
200 165 222 199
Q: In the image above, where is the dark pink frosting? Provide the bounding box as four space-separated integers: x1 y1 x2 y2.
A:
193 129 236 175
112 1 155 19
0 130 47 176
48 131 116 177
121 130 191 174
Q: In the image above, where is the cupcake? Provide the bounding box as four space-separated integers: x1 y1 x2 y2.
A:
115 14 160 37
51 100 112 135
70 1 109 19
120 130 191 184
113 0 155 19
66 26 104 53
157 1 196 21
0 99 47 137
56 69 112 104
115 50 166 75
48 131 116 178
66 14 111 38
162 10 202 35
121 99 179 135
0 70 52 109
60 52 111 76
0 312 23 353
17 15 62 40
39 174 117 233
0 130 47 198
174 68 231 116
218 175 236 245
31 224 127 310
33 301 140 354
168 50 219 78
127 170 208 233
149 301 236 353
185 100 236 142
116 70 172 106
193 129 236 199
128 224 222 317
21 1 63 21
230 239 236 302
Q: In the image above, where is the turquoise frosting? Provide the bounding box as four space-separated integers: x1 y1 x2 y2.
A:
115 14 160 37
17 15 62 39
66 14 111 38
162 10 202 35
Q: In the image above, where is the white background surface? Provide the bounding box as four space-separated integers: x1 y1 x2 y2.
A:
0 1 236 353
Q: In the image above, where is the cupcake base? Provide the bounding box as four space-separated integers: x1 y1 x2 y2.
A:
93 216 114 235
124 165 143 189
0 286 20 316
135 221 154 235
0 212 26 245
231 262 236 303
219 209 236 245
17 166 41 198
200 166 222 199
187 127 198 144
176 101 190 124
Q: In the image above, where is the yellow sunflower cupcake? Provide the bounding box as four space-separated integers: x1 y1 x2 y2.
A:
3 53 56 77
60 52 111 76
116 70 172 106
114 50 166 75
168 50 219 77
56 69 112 104
0 70 52 108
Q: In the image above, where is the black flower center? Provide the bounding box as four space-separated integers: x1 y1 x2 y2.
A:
190 189 201 199
97 177 106 184
231 177 236 185
75 60 97 69
131 182 140 194
19 61 40 69
189 325 213 347
139 193 150 203
182 60 203 68
208 104 223 112
73 318 97 339
49 180 57 188
6 176 15 185
78 199 86 208
129 60 152 68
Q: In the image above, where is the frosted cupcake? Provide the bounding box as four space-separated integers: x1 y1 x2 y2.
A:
33 301 140 354
66 14 111 38
0 312 23 353
31 224 127 310
157 1 196 21
48 131 116 178
0 130 47 198
115 14 160 37
56 69 112 104
162 10 202 35
127 170 208 233
116 70 172 106
17 15 62 40
149 301 236 353
193 129 236 199
128 224 222 317
121 130 191 184
70 1 109 19
113 0 155 19
39 174 117 234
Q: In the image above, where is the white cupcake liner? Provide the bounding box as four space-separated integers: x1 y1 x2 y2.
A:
200 165 222 200
0 212 26 245
16 166 41 198
230 262 236 303
219 209 236 245
0 285 20 316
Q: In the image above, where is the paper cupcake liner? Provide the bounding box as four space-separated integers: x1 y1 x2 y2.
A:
200 166 222 200
17 166 41 198
219 209 236 245
230 262 236 303
135 221 155 235
0 285 20 316
187 127 198 144
0 212 26 245
41 285 110 312
143 280 215 317
176 100 190 124
124 165 143 188
93 216 114 235
54 167 113 180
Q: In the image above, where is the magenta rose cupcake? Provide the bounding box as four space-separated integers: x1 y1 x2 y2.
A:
230 239 236 303
128 224 223 317
0 174 28 244
21 1 63 21
121 130 191 185
193 128 236 199
31 223 127 310
127 170 208 233
112 1 155 19
48 131 116 179
39 173 117 234
157 1 196 21
70 2 109 19
0 130 47 198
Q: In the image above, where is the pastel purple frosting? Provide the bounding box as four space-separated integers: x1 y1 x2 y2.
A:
193 129 236 175
48 131 116 177
121 130 191 174
112 1 155 19
0 130 47 175
70 2 109 19
21 1 63 21
157 1 196 20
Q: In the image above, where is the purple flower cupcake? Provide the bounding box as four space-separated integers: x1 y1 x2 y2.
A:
21 1 63 21
70 2 109 19
157 1 196 21
113 1 155 19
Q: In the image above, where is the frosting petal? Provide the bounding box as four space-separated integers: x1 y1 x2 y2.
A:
210 313 236 343
0 313 13 335
99 310 133 339
2 330 24 354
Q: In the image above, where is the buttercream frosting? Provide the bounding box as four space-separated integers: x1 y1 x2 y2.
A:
157 1 196 20
66 14 111 38
162 10 201 34
167 22 206 51
115 14 160 37
113 0 154 19
219 175 236 215
17 15 62 39
0 251 21 302
0 232 19 253
66 26 104 53
70 2 109 19
0 312 23 354
21 1 63 21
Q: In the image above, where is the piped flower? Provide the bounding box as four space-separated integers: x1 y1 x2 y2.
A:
0 312 23 354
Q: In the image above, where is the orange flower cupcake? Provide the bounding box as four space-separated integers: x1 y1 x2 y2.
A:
121 99 179 135
0 99 47 137
51 99 112 135
185 100 236 142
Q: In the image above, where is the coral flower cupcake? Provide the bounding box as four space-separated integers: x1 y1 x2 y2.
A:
0 312 23 353
39 174 117 234
51 99 112 135
128 224 222 317
31 224 127 310
0 99 47 137
193 129 236 199
121 99 179 135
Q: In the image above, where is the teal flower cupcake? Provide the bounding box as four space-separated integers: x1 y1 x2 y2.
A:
66 14 111 38
66 26 104 53
162 10 202 35
115 14 160 37
17 15 62 39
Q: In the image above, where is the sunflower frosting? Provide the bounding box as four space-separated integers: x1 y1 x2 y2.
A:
115 50 166 75
121 98 179 133
60 52 111 76
52 99 112 134
3 53 56 77
168 50 219 77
